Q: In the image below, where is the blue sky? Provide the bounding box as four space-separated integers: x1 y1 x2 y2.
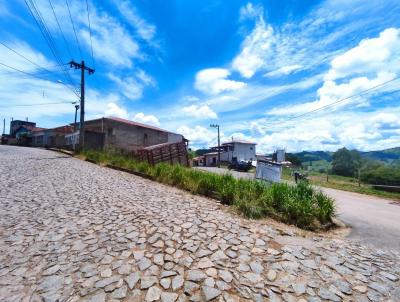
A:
1 0 400 153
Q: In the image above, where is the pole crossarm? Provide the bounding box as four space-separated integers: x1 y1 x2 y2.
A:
69 60 95 75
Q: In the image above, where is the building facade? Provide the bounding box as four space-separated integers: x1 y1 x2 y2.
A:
218 140 256 163
82 117 185 152
10 120 36 137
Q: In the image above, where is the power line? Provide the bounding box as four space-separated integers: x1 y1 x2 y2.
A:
262 80 400 129
0 101 77 108
0 61 79 98
24 0 79 93
65 0 83 59
48 0 73 60
0 41 79 96
85 0 95 68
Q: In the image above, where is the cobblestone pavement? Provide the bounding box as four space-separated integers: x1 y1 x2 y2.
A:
1 146 400 302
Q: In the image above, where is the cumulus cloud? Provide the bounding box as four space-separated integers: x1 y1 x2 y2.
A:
132 112 160 126
176 125 217 147
253 106 400 153
104 102 128 118
194 68 246 95
268 28 400 116
182 105 217 119
325 28 400 81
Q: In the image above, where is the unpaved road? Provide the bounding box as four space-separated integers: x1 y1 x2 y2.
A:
322 188 400 251
195 166 400 251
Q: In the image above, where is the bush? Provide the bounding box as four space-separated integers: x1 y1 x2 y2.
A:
82 150 335 230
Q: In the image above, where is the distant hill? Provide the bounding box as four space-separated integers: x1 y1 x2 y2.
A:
293 147 400 164
361 147 400 163
295 151 333 163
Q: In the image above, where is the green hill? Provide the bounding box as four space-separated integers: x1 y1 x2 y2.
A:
293 147 400 164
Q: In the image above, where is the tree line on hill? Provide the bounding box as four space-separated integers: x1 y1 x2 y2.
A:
289 147 400 186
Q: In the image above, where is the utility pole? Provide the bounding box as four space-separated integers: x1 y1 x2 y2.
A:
74 104 80 132
210 124 220 168
69 60 95 151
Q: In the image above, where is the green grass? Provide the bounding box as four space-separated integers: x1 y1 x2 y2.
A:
83 150 335 230
282 167 400 201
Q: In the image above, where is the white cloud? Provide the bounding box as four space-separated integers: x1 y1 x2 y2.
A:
104 102 128 118
132 112 160 126
108 70 155 100
232 18 274 78
113 0 156 44
182 104 217 119
264 64 303 77
268 28 400 116
253 106 400 153
176 125 217 147
194 68 246 95
269 72 396 116
33 0 142 67
239 3 263 21
326 28 400 80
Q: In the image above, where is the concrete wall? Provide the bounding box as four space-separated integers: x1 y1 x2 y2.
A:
84 119 183 152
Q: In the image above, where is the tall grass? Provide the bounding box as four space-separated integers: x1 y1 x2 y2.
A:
83 150 335 230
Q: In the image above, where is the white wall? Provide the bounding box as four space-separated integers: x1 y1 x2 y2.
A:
221 143 256 162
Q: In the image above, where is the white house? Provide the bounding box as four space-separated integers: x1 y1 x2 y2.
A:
218 139 256 163
199 139 256 166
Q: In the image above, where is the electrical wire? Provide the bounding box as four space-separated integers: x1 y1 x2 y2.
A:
0 101 77 108
261 77 400 128
85 0 95 68
48 0 73 60
0 41 78 95
0 61 79 98
25 0 79 94
65 0 83 59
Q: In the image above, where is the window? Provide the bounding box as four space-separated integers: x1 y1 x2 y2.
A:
144 133 148 145
107 128 115 136
250 147 253 150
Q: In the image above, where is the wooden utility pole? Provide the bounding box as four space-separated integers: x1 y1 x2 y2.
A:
69 60 95 150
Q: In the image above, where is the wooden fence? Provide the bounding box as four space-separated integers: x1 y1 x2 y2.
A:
136 141 189 166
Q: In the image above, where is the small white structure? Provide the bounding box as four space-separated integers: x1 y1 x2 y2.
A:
276 149 285 163
256 160 282 183
219 139 256 163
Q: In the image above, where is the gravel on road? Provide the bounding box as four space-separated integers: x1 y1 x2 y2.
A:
1 146 400 302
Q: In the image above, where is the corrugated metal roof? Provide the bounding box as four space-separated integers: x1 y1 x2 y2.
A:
86 116 179 135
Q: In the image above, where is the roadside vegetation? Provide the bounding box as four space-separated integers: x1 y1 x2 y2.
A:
82 149 335 230
284 147 400 201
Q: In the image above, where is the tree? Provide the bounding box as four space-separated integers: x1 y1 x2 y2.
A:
331 147 361 177
286 153 302 166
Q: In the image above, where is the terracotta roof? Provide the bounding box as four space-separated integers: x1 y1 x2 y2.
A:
48 125 74 134
222 139 257 145
31 127 47 132
87 116 177 134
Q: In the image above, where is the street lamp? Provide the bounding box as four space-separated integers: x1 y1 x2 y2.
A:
74 105 80 132
210 124 220 168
